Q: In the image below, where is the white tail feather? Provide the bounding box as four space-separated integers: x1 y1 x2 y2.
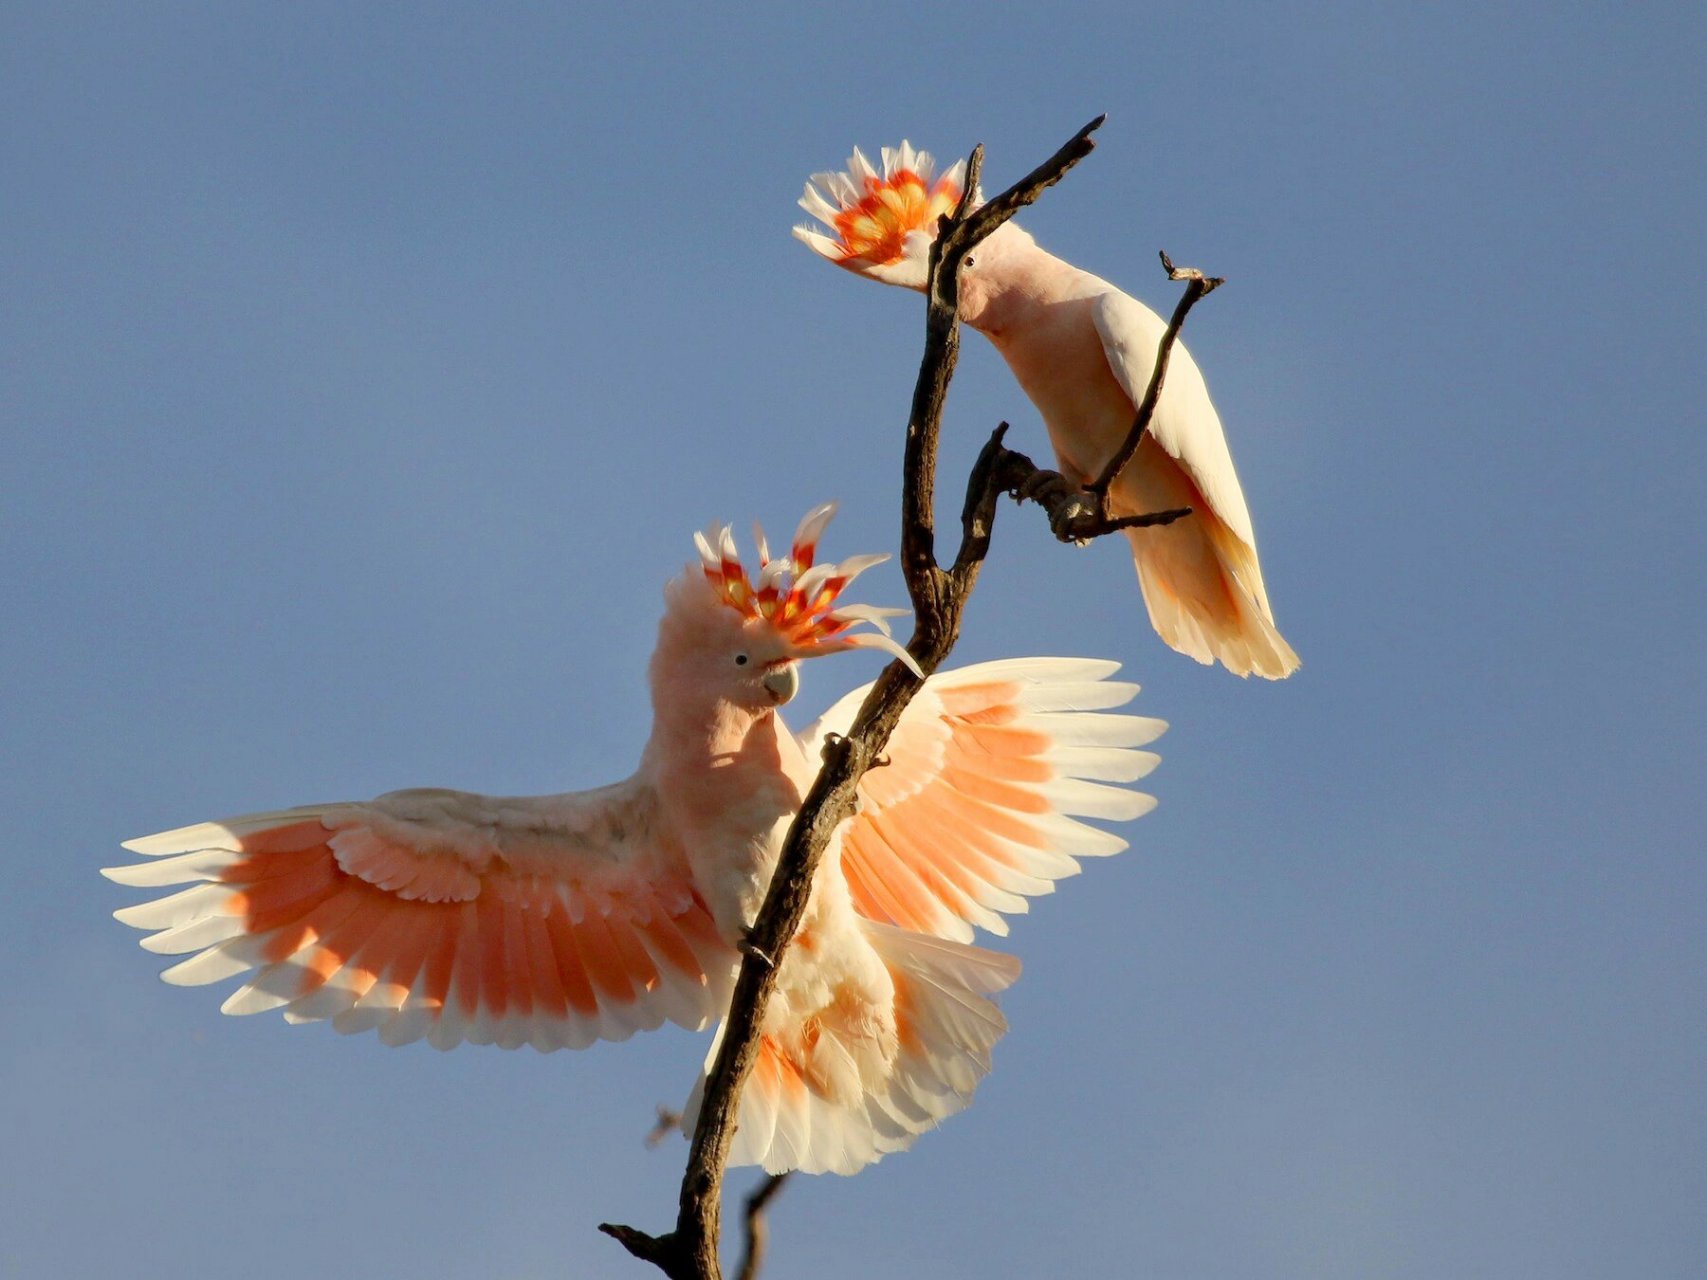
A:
688 923 1019 1176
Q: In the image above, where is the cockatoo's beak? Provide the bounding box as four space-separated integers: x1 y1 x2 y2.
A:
762 661 800 706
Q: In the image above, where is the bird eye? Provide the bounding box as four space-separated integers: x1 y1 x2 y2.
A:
964 255 976 268
734 653 749 667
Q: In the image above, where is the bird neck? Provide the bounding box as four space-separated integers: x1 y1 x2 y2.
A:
644 694 804 797
642 698 807 939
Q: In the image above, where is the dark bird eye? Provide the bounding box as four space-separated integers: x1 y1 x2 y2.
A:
734 654 749 666
964 255 976 268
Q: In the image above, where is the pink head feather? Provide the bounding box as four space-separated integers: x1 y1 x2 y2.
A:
692 503 922 676
794 142 969 271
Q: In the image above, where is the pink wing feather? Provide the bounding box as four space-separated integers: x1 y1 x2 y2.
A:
104 784 735 1052
800 658 1165 943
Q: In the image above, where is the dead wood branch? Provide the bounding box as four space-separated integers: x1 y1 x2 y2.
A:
967 250 1224 545
1086 250 1225 503
733 1174 790 1280
602 114 1212 1280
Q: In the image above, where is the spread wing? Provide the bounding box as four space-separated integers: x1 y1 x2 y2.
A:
1092 288 1260 555
798 658 1165 943
104 783 735 1051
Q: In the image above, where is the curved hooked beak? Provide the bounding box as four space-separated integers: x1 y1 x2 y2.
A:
761 660 800 706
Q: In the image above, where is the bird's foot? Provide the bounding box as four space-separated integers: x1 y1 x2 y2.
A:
1013 468 1099 544
1049 494 1099 545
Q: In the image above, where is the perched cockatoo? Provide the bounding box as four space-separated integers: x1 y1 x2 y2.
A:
106 505 1166 1175
796 142 1301 680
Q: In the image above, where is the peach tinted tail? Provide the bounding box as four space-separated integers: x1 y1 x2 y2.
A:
1129 520 1300 679
1118 463 1299 680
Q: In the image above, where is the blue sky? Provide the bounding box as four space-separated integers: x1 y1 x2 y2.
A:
4 4 1703 1277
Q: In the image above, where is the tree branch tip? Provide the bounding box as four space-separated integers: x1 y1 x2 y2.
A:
960 145 985 200
599 1222 675 1267
1158 249 1226 292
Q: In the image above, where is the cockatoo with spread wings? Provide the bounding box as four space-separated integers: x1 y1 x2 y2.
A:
796 143 1300 680
107 506 1166 1175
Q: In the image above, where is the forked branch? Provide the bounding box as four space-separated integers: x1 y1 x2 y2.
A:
967 249 1223 545
601 114 1215 1280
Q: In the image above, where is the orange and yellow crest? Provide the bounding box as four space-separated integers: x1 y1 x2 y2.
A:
796 142 967 267
694 504 920 673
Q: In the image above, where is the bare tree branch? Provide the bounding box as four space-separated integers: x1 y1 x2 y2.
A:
958 249 1223 547
966 425 1194 553
734 1174 790 1280
947 114 1107 264
1086 250 1225 503
601 115 1210 1280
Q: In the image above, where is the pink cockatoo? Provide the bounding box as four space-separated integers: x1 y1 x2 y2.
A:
105 506 1166 1175
795 142 1301 680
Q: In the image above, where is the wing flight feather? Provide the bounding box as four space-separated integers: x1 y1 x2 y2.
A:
799 658 1164 943
106 783 735 1051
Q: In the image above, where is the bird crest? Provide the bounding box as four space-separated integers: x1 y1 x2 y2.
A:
694 503 921 674
795 142 966 267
